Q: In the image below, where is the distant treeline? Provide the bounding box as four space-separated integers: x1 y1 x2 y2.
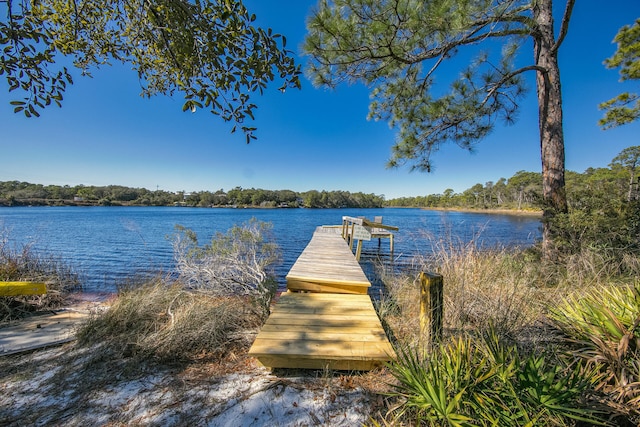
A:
0 182 385 208
0 158 635 210
387 170 543 210
389 165 636 211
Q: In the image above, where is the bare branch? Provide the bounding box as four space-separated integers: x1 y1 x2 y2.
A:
552 0 575 53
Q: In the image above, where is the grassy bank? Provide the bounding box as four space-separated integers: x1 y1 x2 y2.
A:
377 239 640 426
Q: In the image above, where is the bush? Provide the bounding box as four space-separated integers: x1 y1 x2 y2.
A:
549 283 640 424
77 219 282 364
172 219 279 321
548 200 640 264
386 328 602 426
378 231 640 425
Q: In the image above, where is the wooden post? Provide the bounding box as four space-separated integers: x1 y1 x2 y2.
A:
419 272 443 350
349 223 356 250
355 239 363 261
341 218 348 240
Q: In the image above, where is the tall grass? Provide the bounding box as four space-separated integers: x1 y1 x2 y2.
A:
77 220 280 364
379 241 556 347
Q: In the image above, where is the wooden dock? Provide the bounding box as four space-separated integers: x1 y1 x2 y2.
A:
249 227 395 370
341 216 398 261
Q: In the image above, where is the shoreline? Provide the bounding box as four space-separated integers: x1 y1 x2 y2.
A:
0 201 543 216
421 207 543 217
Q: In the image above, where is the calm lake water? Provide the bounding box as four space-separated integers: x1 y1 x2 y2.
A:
0 207 541 293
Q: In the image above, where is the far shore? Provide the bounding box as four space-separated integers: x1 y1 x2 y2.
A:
0 199 544 216
422 207 543 217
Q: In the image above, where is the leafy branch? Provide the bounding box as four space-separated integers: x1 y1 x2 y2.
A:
1 0 301 140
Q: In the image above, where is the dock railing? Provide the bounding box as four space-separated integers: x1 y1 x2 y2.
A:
341 216 398 260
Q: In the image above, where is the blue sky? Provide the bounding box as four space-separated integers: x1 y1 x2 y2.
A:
1 1 639 199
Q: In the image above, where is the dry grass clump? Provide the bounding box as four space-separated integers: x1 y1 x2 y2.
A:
380 233 640 349
379 244 557 348
561 245 640 288
0 236 81 322
78 278 262 363
77 220 281 365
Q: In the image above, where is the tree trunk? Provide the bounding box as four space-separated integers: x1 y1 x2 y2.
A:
533 0 568 258
628 170 636 201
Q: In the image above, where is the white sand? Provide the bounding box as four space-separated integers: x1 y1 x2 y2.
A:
0 344 383 426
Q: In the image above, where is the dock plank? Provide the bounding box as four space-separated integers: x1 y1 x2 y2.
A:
0 310 89 356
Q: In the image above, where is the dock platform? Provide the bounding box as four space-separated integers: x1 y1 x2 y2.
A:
286 229 370 294
249 227 395 371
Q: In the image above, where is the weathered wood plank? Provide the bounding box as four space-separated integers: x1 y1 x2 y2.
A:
258 323 388 336
270 304 376 315
274 294 372 304
263 315 382 328
285 280 369 295
256 328 388 342
0 310 89 356
250 338 392 359
251 356 383 372
275 292 372 302
267 312 381 324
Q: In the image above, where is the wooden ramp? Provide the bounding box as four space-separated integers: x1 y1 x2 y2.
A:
249 227 395 371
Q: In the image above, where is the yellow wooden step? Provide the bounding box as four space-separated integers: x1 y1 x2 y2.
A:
0 281 47 296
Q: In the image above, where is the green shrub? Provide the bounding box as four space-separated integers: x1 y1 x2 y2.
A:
549 283 640 423
548 200 640 264
386 328 603 426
